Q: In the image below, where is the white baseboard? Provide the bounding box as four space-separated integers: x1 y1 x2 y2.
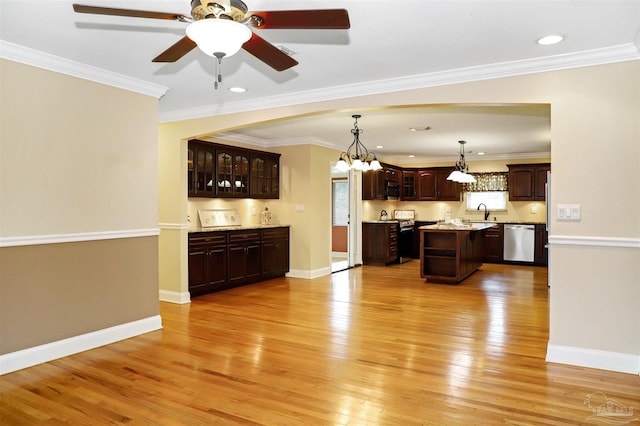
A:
159 290 191 304
546 343 640 375
0 315 162 375
286 267 332 279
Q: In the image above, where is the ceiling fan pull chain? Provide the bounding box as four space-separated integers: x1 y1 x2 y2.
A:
213 52 225 90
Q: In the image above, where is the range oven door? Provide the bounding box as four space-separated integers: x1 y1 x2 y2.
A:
397 226 414 263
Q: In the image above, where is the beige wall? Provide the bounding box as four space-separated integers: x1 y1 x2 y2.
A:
159 60 639 371
0 61 159 236
0 60 160 356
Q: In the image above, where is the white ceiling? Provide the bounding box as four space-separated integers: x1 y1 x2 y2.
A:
2 0 639 163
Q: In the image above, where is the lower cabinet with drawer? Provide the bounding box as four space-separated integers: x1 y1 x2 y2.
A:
188 226 290 297
228 230 262 286
482 223 504 263
188 233 228 297
262 227 290 279
362 222 399 265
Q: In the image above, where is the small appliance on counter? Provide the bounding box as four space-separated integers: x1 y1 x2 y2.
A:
198 208 241 228
380 210 389 221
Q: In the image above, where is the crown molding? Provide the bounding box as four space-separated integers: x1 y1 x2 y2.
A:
212 132 335 150
387 151 552 166
0 40 168 99
159 43 640 123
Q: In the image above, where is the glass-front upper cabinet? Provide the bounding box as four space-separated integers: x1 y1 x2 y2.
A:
251 154 280 199
188 140 280 199
188 142 215 197
216 149 249 197
216 151 233 196
233 152 249 196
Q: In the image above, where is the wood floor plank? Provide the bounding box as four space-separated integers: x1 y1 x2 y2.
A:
1 262 639 424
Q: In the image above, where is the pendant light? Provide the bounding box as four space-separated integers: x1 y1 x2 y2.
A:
447 141 476 183
335 115 383 172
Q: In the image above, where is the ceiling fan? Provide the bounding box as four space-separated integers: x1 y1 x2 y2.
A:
72 0 350 74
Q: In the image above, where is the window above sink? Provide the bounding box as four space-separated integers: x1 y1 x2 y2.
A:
466 191 507 211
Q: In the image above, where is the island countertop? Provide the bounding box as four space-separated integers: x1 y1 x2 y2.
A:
419 222 496 231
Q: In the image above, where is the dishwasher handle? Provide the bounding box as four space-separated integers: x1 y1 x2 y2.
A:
505 224 535 230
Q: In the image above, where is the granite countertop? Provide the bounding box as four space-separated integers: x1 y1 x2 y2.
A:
420 222 497 231
188 224 290 233
362 220 400 224
366 219 545 225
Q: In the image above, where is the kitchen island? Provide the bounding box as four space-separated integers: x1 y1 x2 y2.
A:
419 222 495 284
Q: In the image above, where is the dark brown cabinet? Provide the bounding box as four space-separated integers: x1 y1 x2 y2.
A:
507 163 550 201
402 170 417 200
188 227 289 297
262 227 290 278
362 222 398 265
482 224 504 263
227 230 262 285
435 168 462 201
216 149 249 197
250 154 280 199
402 167 460 201
188 142 216 197
420 228 484 284
188 140 280 199
413 221 437 258
362 164 400 200
188 233 228 296
416 169 437 199
362 169 385 200
534 224 548 266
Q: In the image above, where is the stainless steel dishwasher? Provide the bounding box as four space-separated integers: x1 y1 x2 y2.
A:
503 224 535 262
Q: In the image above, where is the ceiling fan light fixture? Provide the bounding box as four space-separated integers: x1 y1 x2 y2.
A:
186 19 252 58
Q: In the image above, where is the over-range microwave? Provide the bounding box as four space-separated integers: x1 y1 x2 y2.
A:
385 181 400 200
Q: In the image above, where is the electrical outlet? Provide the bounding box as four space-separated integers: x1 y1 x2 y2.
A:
250 207 256 216
557 204 581 221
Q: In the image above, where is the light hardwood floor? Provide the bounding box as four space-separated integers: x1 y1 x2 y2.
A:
1 262 639 425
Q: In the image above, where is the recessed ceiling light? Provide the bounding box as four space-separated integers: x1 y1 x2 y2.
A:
537 34 565 45
477 152 486 156
408 154 415 158
376 145 384 149
409 126 431 131
229 87 246 93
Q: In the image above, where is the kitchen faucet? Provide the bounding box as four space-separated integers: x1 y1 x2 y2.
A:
477 203 490 221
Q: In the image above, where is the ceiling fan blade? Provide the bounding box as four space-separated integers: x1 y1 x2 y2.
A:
242 33 298 71
249 9 350 29
152 36 197 62
72 4 189 21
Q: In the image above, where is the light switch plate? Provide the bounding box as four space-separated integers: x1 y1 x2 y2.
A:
557 204 581 221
